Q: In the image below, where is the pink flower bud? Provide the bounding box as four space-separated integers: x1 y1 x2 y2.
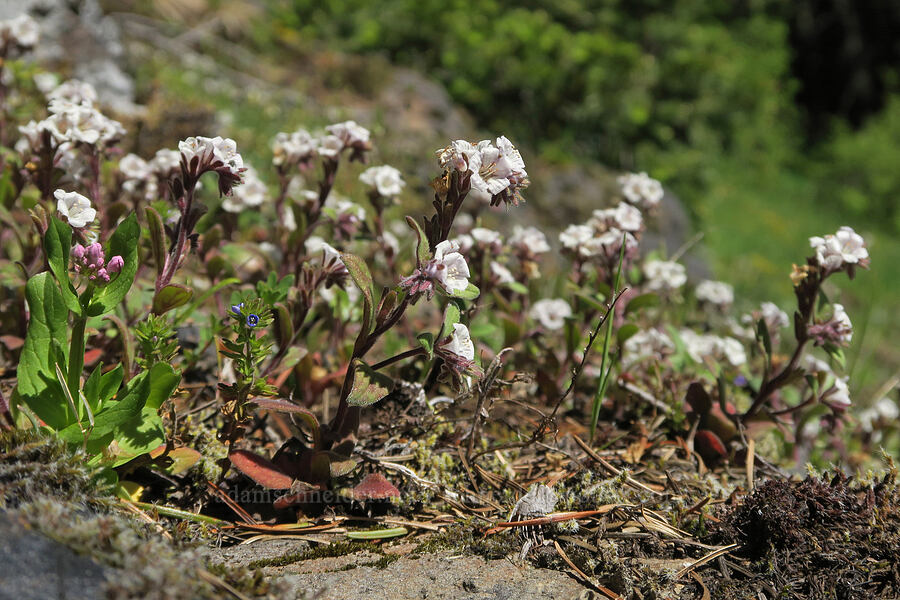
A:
107 255 124 274
96 268 110 283
86 243 104 266
72 244 86 260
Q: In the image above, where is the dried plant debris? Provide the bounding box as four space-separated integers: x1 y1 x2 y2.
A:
703 472 900 599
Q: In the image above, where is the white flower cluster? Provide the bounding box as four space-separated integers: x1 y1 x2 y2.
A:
695 280 734 307
359 165 405 198
438 136 529 205
618 172 663 209
0 14 39 50
559 201 641 260
801 354 852 408
272 121 371 168
623 329 675 365
809 226 868 271
179 136 244 177
679 329 747 367
223 166 267 213
529 299 572 330
858 397 899 433
508 226 550 255
643 259 687 292
18 80 124 152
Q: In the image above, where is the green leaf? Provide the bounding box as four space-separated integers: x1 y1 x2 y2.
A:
346 359 394 407
98 364 124 409
447 282 480 300
406 216 431 264
43 216 81 314
507 281 529 295
625 293 659 314
143 362 181 410
416 332 435 358
756 318 772 358
152 284 193 315
441 302 462 337
145 206 166 277
91 213 140 314
346 527 407 540
17 272 71 429
341 252 376 335
617 323 639 345
82 363 103 416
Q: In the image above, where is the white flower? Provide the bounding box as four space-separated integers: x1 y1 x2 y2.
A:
359 165 405 197
643 260 687 292
272 129 317 167
760 302 790 329
54 189 96 228
861 396 900 430
831 303 853 343
428 240 471 292
305 236 344 269
179 136 243 176
623 329 674 365
490 261 515 284
119 154 151 181
47 79 97 106
33 73 59 94
150 148 182 175
581 228 637 258
679 330 745 366
325 120 370 147
592 202 643 233
445 323 475 361
719 337 747 367
618 172 663 208
381 231 399 255
828 377 851 407
327 197 366 222
437 139 479 172
282 205 297 232
471 227 502 246
223 166 267 213
470 136 528 202
695 280 734 306
559 224 594 250
530 299 572 330
41 100 124 146
809 226 868 270
509 226 550 254
1 14 39 49
802 354 832 374
454 234 474 254
316 134 343 158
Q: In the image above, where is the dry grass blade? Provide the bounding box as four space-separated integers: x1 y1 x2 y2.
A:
206 480 257 525
485 510 608 534
553 540 624 600
572 434 665 496
675 543 740 579
689 571 712 600
746 438 756 491
196 568 253 600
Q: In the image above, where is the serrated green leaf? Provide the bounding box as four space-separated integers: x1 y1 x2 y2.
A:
43 216 81 314
91 213 140 314
152 284 193 315
17 272 71 429
346 359 394 407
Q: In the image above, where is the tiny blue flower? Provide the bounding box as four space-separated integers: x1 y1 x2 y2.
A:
231 303 244 317
246 313 260 328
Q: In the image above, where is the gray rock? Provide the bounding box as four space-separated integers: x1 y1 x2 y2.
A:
0 511 107 600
